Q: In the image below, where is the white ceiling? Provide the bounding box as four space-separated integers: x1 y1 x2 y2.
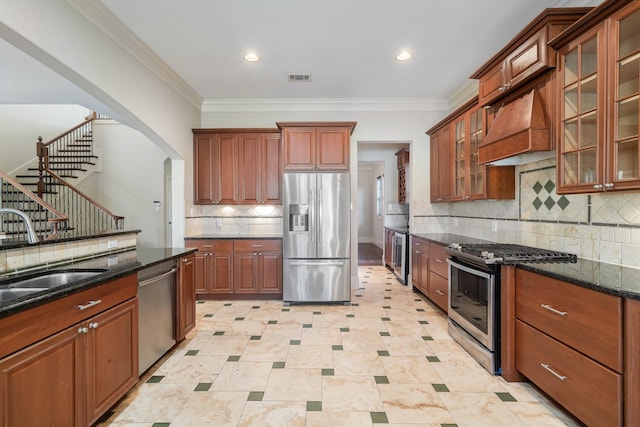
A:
1 0 601 106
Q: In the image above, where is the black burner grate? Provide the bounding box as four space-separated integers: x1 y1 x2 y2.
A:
448 243 577 264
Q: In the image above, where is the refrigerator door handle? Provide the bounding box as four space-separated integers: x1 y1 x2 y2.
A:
288 260 346 266
310 187 316 243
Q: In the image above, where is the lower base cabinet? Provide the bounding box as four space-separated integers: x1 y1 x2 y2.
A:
176 253 196 342
0 276 138 427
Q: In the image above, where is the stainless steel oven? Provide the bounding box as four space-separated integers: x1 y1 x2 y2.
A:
447 257 499 374
391 232 407 285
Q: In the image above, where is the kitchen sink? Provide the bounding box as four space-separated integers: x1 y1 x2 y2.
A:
0 288 48 302
5 270 106 290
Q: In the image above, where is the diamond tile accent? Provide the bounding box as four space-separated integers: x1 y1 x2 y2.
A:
432 383 450 392
370 412 389 423
194 383 211 392
533 181 543 194
307 401 322 411
557 195 570 210
496 392 517 402
544 179 556 193
146 376 163 384
544 196 555 210
247 391 264 401
532 197 543 210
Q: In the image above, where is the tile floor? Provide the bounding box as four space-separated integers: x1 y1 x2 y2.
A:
97 266 580 427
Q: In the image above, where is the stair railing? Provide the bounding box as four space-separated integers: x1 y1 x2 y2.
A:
39 169 124 233
0 170 68 241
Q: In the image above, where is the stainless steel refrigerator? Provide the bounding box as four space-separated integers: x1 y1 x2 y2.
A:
283 172 351 305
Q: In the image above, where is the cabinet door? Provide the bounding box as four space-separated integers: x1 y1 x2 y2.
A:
85 298 138 425
557 25 606 194
177 254 196 342
216 134 238 204
316 127 350 170
283 127 315 170
468 108 486 199
410 248 422 291
234 252 259 293
260 252 283 293
194 135 216 204
452 114 468 200
384 230 393 267
0 327 83 427
193 250 210 294
211 252 233 293
237 133 261 204
419 251 430 296
261 133 282 203
478 62 506 107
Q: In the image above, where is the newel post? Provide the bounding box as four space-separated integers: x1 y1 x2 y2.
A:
36 136 48 198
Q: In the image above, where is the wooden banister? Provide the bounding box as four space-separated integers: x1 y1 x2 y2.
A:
0 170 68 225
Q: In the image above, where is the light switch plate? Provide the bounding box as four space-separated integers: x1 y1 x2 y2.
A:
107 239 118 249
452 218 459 227
491 221 498 232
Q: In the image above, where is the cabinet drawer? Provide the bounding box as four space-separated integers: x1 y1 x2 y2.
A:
0 274 137 359
234 239 282 253
516 320 622 427
186 239 233 253
428 271 448 313
411 237 428 252
515 269 622 371
428 243 448 278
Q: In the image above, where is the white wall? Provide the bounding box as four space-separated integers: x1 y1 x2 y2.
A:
357 164 375 243
0 105 91 173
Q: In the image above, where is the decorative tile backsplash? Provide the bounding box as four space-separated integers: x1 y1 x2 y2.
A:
185 204 283 236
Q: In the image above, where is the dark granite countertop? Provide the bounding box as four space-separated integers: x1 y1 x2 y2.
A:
0 247 196 318
0 229 141 250
185 235 282 240
409 233 640 300
384 226 409 234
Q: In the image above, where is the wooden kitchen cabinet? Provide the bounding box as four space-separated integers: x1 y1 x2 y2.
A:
277 122 357 171
552 0 640 194
193 129 282 204
471 8 591 107
384 228 394 268
233 240 282 294
176 253 196 342
0 275 138 427
396 148 409 203
428 124 451 203
410 237 429 296
187 240 233 295
427 242 448 313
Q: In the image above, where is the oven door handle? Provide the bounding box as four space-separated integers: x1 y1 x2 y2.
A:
447 259 493 280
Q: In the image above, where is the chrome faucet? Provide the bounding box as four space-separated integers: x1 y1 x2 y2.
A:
0 208 39 243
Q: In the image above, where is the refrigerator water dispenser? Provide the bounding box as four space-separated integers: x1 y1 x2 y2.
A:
288 204 309 231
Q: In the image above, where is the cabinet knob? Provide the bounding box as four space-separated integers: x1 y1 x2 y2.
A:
78 327 89 334
593 184 603 190
89 322 99 329
604 183 614 189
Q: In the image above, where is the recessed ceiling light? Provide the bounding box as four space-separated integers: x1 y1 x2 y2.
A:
244 52 260 62
396 51 412 61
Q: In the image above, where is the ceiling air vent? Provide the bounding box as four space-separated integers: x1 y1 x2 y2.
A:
288 73 311 82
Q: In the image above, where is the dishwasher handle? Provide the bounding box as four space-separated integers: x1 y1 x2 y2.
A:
138 268 177 287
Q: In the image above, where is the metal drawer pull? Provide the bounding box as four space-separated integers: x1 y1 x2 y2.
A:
541 363 567 381
435 289 445 296
77 299 102 311
435 258 445 263
541 304 567 316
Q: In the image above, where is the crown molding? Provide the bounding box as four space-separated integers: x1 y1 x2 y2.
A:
201 98 449 113
66 0 202 109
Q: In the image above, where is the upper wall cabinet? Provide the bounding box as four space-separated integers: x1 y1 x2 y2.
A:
193 129 282 205
277 122 357 171
471 8 591 107
428 123 451 203
551 0 640 194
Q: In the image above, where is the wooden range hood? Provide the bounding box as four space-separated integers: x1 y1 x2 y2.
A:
478 89 553 165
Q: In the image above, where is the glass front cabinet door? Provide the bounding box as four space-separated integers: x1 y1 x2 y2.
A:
557 2 640 194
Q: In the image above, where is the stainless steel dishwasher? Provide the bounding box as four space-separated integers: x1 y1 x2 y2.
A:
137 260 177 375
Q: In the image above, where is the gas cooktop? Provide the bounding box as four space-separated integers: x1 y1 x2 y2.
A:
446 243 578 265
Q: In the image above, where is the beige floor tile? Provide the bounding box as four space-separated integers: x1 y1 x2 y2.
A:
199 335 250 356
240 336 290 362
322 376 385 412
305 411 373 427
311 313 349 328
378 383 456 424
211 361 273 391
263 368 322 401
161 354 227 383
278 311 314 325
347 316 387 332
170 391 247 427
439 392 526 427
300 326 343 345
341 330 387 350
238 401 306 427
431 356 506 393
380 356 442 384
285 344 334 369
224 319 268 336
111 383 195 423
382 335 434 357
333 349 385 376
261 323 302 340
508 401 581 427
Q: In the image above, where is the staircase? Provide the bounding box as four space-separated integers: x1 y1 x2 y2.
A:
0 113 124 242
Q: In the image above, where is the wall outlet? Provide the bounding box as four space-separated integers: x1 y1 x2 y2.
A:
107 239 118 249
491 220 498 233
452 218 459 227
216 218 223 228
107 255 118 267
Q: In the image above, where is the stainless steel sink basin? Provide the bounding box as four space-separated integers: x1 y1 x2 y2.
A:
0 288 48 302
6 271 105 290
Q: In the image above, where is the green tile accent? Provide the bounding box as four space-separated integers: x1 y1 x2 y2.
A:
247 391 264 401
385 289 392 292
418 320 429 325
267 320 278 324
152 423 171 427
306 401 322 411
533 181 543 194
272 361 285 369
213 331 225 336
252 305 260 309
385 282 393 285
282 308 290 312
223 303 232 306
379 331 390 337
370 411 389 423
250 335 261 341
362 281 368 284
544 196 555 210
227 355 241 362
322 368 334 376
186 349 199 356
544 179 556 194
416 308 425 312
381 317 391 321
235 316 245 321
194 382 211 392
382 305 391 309
203 313 213 317
558 195 570 210
377 350 390 357
533 197 543 210
351 303 359 306
332 345 344 351
384 296 391 300
441 424 459 427
346 314 355 318
290 340 301 345
426 356 441 362
421 336 434 341
432 383 450 392
313 311 322 315
196 300 205 304
375 376 389 384
496 392 517 402
340 327 350 332
146 376 164 384
414 299 422 302
303 323 312 328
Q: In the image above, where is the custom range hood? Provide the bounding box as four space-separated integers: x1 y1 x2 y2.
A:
478 88 554 166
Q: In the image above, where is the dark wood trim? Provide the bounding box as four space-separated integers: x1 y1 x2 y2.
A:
426 97 478 135
276 121 357 134
624 298 640 426
192 128 280 134
500 265 526 382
